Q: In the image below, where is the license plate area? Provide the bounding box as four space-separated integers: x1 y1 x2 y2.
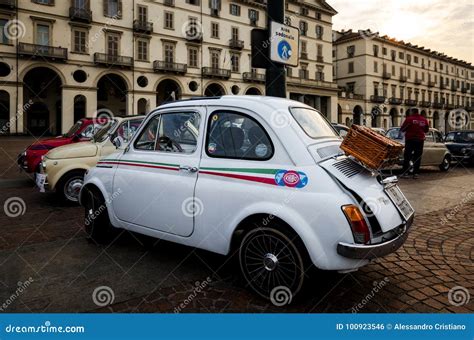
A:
384 184 414 221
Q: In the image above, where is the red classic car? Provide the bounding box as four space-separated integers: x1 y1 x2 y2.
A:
17 118 109 174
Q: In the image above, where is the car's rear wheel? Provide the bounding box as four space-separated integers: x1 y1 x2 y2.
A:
82 187 115 244
57 170 86 204
239 227 306 302
439 155 451 172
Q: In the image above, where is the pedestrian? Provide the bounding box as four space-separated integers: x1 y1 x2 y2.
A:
400 108 429 179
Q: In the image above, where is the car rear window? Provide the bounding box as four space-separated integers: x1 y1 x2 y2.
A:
290 108 338 139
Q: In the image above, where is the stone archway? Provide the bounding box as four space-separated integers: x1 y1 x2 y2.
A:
353 105 363 125
245 87 262 95
0 91 9 133
433 111 440 130
97 73 128 116
23 67 63 136
389 107 398 127
74 95 86 122
137 98 148 115
205 83 226 97
157 79 182 105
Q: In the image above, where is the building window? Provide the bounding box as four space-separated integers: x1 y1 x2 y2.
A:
164 43 175 63
347 45 355 58
399 52 404 59
188 47 199 67
137 39 149 61
299 21 308 36
348 61 354 74
164 11 174 29
229 4 240 16
210 0 221 16
407 69 411 79
317 44 323 60
210 50 220 69
35 23 50 46
231 53 239 73
414 56 419 63
72 28 88 53
315 25 323 39
106 33 120 56
104 0 122 18
33 0 54 4
0 19 9 44
249 9 259 26
382 47 387 55
392 65 396 76
231 27 239 41
211 22 219 38
373 45 379 57
373 61 378 73
137 5 148 23
186 0 200 5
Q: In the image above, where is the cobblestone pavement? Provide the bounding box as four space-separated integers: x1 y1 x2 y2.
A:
0 137 473 313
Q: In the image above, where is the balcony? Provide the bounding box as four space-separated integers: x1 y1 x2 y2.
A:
399 75 407 82
432 102 444 109
466 106 474 112
202 67 231 79
450 85 457 92
133 20 153 34
404 99 417 106
440 83 447 90
299 69 309 80
164 0 174 6
69 6 92 23
446 103 455 110
389 97 403 105
94 53 133 68
461 87 468 93
382 72 391 80
300 52 308 60
370 95 386 103
229 39 244 50
414 78 422 85
428 81 436 87
153 61 187 74
18 43 67 61
316 55 324 63
0 0 16 9
243 72 265 83
420 101 431 108
471 88 474 95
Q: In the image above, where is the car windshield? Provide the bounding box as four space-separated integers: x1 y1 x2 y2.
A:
387 128 404 141
93 120 118 143
64 121 83 138
447 132 474 143
290 108 338 139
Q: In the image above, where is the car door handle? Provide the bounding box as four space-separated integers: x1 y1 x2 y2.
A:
179 165 198 173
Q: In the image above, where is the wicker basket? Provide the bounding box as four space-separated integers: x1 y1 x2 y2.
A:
340 125 404 170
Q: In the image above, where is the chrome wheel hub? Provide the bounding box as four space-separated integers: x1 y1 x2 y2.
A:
263 253 279 271
65 178 83 202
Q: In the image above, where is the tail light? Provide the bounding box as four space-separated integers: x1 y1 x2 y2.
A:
342 205 370 244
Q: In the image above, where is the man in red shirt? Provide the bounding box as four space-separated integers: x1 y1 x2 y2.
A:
400 108 430 179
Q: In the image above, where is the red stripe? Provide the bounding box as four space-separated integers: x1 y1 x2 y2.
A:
200 171 277 185
98 161 179 172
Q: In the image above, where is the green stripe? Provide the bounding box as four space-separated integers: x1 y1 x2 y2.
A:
200 167 279 175
101 158 180 168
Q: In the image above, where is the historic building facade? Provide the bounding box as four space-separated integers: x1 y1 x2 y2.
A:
333 30 474 132
0 0 338 135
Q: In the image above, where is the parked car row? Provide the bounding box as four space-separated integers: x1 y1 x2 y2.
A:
19 96 416 300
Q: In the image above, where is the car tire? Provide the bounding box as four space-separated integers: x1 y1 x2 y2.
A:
239 227 307 302
439 155 451 172
82 186 115 244
57 170 86 204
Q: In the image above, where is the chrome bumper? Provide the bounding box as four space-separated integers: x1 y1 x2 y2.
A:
337 215 414 260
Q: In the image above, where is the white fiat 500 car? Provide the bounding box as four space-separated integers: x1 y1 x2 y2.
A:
80 96 414 299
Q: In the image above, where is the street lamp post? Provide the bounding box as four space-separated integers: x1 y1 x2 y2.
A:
265 0 287 98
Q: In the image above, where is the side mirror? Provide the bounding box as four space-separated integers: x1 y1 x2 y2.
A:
112 136 122 148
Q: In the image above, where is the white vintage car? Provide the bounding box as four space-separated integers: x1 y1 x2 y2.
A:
80 96 414 299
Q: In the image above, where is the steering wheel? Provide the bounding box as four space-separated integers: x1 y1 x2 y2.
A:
157 136 183 152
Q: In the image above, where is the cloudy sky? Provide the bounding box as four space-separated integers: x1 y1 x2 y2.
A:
330 0 473 63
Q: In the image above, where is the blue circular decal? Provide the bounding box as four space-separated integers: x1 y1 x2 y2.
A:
277 40 292 61
275 170 308 189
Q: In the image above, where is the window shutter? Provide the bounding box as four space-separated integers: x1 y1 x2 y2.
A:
103 0 109 17
118 0 123 19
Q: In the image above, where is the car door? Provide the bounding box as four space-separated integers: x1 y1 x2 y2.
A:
111 108 204 237
432 130 448 163
421 131 437 165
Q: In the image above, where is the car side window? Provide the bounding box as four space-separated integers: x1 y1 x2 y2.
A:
425 131 435 142
135 112 200 153
434 131 443 143
112 119 143 145
80 124 96 138
206 111 274 160
445 133 455 142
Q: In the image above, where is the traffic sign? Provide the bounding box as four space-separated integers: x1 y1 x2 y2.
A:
269 21 300 67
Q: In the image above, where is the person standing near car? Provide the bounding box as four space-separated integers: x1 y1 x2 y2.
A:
400 108 430 179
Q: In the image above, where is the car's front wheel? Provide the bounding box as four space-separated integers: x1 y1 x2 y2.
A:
239 227 306 302
82 187 115 244
439 155 451 172
57 170 86 204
